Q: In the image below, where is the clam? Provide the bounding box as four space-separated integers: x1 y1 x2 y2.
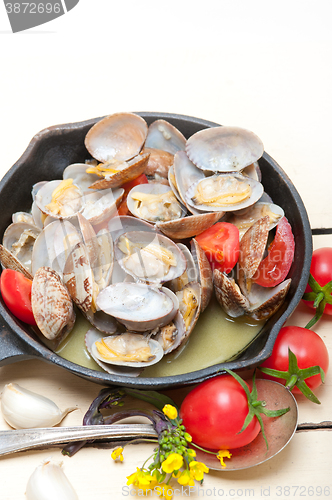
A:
12 212 35 225
87 152 150 190
114 231 186 284
153 312 186 354
2 222 40 274
156 212 223 240
91 331 164 368
127 183 186 223
35 179 84 219
31 266 75 344
145 119 186 154
172 151 205 214
238 216 270 284
63 242 94 313
81 187 124 227
190 238 213 312
176 281 201 340
168 243 198 292
63 163 100 192
185 126 264 172
186 173 264 213
0 243 33 280
228 202 284 239
214 269 251 318
85 112 148 163
85 328 142 376
142 147 174 184
96 282 177 332
32 220 82 277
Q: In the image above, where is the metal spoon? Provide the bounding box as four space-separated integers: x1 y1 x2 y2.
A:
0 423 157 457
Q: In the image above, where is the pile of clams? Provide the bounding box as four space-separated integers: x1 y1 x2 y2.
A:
0 112 293 377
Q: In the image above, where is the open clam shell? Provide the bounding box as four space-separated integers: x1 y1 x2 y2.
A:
88 152 150 190
96 282 177 332
156 212 223 240
81 187 124 227
90 332 164 368
2 222 40 274
143 147 174 184
63 242 93 313
32 220 82 277
145 119 186 154
190 238 213 312
127 183 186 224
85 112 148 163
35 180 85 219
114 230 187 284
172 150 205 214
185 173 264 213
85 328 142 376
228 202 284 239
63 163 100 192
186 125 264 172
176 281 201 341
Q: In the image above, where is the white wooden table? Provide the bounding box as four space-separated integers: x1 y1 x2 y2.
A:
0 1 332 497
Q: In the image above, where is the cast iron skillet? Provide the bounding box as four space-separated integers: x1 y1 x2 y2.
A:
0 112 312 389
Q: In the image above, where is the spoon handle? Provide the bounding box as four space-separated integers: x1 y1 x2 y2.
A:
0 424 158 456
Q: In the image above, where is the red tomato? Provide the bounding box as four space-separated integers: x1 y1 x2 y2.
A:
260 326 329 392
252 217 295 287
303 247 332 316
180 375 260 450
195 222 239 274
0 269 36 325
117 173 149 216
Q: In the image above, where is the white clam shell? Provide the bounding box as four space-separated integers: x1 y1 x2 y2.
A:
90 332 164 368
186 126 264 172
96 282 176 331
85 112 148 163
35 180 85 219
145 119 186 154
85 328 142 376
127 183 186 224
186 173 264 213
2 222 40 274
228 202 284 239
31 267 76 343
81 187 124 226
63 163 100 192
114 230 187 284
173 150 205 214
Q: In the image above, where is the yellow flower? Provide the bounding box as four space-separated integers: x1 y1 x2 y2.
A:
217 449 232 468
174 469 195 486
155 483 174 500
184 432 192 442
186 448 196 459
162 453 184 473
162 404 178 420
189 461 209 481
126 468 157 491
111 446 124 462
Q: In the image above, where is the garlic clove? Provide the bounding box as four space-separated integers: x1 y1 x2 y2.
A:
26 459 79 500
1 383 76 429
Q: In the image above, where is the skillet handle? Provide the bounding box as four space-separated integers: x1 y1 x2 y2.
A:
0 320 40 366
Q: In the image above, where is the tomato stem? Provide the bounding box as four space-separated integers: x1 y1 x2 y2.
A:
303 273 332 329
259 348 325 404
224 369 290 450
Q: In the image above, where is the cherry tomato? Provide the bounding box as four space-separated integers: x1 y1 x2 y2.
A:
117 173 149 216
260 326 329 392
0 269 36 325
303 247 332 316
252 217 295 287
195 222 240 274
180 374 260 450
